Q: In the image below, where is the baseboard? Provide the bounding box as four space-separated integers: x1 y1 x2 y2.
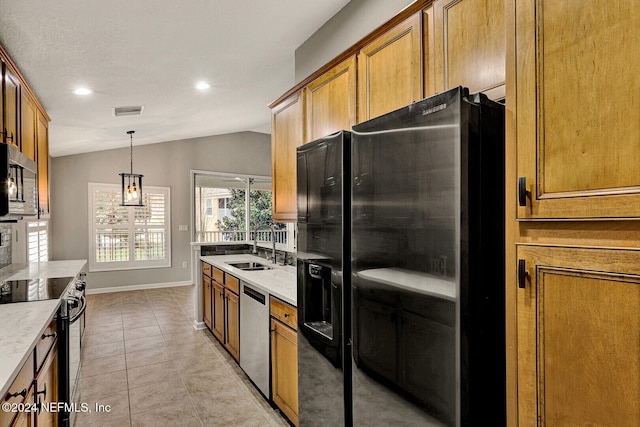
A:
86 280 193 295
193 320 206 330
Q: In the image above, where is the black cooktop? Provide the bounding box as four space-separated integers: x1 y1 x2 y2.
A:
0 277 75 304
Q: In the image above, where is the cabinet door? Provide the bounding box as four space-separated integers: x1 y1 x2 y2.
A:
358 12 423 122
36 112 49 217
516 245 640 426
515 0 640 219
271 91 303 222
433 0 505 100
225 289 240 362
271 318 298 426
304 55 356 143
202 275 212 330
12 387 34 427
35 345 58 427
20 91 36 161
211 280 225 342
3 64 20 148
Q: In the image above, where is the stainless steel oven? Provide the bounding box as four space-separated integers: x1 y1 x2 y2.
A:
58 276 86 427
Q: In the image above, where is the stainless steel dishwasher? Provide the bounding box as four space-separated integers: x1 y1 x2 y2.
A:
240 281 270 397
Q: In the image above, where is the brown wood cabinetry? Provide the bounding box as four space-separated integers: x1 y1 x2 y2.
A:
271 92 303 222
515 246 640 426
304 56 356 143
36 112 49 217
201 262 240 361
1 46 51 216
211 279 225 342
2 62 20 148
20 91 36 161
270 296 298 426
0 352 34 427
514 0 640 220
357 12 423 122
202 274 213 330
35 345 58 427
1 319 58 427
506 1 640 424
432 0 505 100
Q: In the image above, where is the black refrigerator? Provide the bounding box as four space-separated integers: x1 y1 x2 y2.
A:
296 86 505 426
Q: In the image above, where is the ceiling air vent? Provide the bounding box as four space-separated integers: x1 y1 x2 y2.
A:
113 105 144 117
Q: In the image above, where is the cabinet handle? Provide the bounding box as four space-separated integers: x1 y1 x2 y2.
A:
42 332 57 339
36 383 47 414
7 388 27 399
1 129 14 143
284 313 290 318
518 259 529 289
518 177 529 207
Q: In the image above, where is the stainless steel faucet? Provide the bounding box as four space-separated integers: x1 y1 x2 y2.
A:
254 224 277 263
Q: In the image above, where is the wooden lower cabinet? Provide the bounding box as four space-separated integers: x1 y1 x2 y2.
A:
202 262 240 362
270 298 298 426
224 288 240 361
35 345 58 427
202 275 212 330
211 280 225 342
12 387 34 427
516 245 640 426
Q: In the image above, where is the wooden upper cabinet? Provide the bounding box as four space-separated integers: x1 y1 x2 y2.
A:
357 12 423 122
516 245 640 426
304 55 356 143
3 63 20 148
515 0 640 219
433 0 505 100
423 5 436 98
21 90 37 161
36 111 50 217
271 91 303 222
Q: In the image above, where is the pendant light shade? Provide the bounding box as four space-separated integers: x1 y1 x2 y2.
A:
120 130 144 206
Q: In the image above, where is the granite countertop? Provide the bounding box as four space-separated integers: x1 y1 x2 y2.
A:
0 260 87 398
200 254 297 306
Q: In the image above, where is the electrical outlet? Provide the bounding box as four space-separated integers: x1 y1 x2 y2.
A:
178 225 188 232
182 261 188 268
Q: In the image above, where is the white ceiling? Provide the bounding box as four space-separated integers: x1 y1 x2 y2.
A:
0 0 350 157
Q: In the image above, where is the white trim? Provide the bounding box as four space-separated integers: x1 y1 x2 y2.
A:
88 182 172 272
86 280 192 295
192 321 207 330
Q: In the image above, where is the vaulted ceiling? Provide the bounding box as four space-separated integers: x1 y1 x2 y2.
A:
0 0 350 156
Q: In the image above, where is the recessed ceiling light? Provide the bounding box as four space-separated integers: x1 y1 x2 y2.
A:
73 87 92 95
195 81 210 91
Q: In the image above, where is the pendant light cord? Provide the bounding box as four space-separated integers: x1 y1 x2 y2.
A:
128 130 135 175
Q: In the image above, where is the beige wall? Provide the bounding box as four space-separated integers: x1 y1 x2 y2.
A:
50 131 270 290
295 0 414 82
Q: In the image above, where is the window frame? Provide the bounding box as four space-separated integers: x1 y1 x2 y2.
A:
88 182 171 272
26 219 49 263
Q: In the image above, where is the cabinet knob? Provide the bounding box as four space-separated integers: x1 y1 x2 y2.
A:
42 332 57 340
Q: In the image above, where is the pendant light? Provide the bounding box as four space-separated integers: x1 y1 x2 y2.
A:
119 130 144 206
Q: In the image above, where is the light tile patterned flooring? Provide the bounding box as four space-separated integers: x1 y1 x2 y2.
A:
76 285 289 427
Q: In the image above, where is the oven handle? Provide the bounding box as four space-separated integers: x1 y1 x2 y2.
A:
69 295 86 324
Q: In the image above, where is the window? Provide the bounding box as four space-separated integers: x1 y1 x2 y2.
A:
205 199 214 217
27 220 48 262
89 183 171 271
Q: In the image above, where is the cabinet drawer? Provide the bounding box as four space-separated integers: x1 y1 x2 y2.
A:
1 352 34 426
225 274 240 295
212 267 224 284
202 262 212 277
35 319 57 373
270 297 297 330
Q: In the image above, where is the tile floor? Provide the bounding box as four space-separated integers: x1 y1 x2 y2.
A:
75 285 289 427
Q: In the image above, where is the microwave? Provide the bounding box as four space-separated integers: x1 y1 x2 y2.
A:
0 143 38 221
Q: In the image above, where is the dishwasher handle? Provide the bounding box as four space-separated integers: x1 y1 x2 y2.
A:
243 285 266 305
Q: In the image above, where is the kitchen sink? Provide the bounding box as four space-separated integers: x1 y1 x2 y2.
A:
226 261 273 271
